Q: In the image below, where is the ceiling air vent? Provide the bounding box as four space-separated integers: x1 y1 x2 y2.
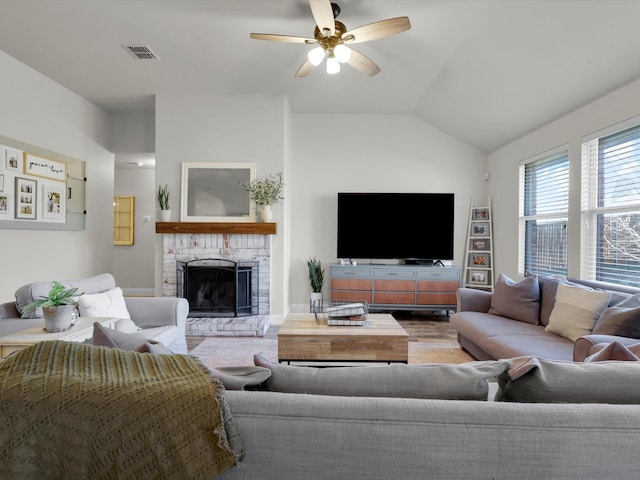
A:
124 44 159 60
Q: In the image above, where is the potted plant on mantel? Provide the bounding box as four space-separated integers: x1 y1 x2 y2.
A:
240 172 284 222
23 281 84 332
307 257 325 312
158 184 171 222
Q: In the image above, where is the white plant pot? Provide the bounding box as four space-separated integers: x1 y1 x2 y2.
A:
159 209 172 222
43 305 75 332
310 291 323 313
260 205 273 223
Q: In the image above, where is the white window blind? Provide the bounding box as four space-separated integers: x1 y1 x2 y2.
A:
518 148 569 277
581 122 640 287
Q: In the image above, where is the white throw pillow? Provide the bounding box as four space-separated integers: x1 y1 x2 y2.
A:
115 318 140 333
78 287 131 320
545 283 611 341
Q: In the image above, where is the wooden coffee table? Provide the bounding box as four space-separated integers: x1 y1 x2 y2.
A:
278 313 409 364
0 316 118 359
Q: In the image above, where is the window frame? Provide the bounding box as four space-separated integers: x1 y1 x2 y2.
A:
518 145 570 277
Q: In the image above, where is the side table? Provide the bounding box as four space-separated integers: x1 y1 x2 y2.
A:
0 316 118 359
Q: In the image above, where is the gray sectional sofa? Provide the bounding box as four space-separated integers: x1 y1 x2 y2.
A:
0 273 189 354
215 356 640 480
450 275 640 361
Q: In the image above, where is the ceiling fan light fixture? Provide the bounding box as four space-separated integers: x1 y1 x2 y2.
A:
334 44 351 63
307 46 326 66
326 54 340 74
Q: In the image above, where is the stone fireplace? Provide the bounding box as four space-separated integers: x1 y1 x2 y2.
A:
159 224 274 336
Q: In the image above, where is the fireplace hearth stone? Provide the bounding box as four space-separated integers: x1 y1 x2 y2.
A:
186 315 270 337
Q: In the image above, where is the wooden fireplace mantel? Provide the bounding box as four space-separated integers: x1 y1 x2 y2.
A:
155 222 276 235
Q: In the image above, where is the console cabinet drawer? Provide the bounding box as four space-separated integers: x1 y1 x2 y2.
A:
331 290 373 303
374 279 414 292
374 292 415 304
331 278 372 291
417 280 460 292
417 292 457 305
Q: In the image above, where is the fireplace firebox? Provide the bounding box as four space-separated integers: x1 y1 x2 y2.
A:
177 258 259 317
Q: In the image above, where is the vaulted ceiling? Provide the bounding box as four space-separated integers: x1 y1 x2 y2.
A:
1 0 640 153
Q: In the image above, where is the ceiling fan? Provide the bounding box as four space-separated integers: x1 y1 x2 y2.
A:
250 0 411 77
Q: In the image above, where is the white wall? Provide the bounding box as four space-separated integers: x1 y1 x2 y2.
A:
112 111 156 292
114 167 155 291
155 93 288 312
0 50 114 301
289 114 488 305
488 77 640 280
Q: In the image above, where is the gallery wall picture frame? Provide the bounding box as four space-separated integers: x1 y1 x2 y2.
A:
180 162 256 222
5 148 21 172
15 177 37 220
42 184 65 221
471 221 490 237
23 152 67 182
0 174 4 192
0 194 9 215
469 270 488 285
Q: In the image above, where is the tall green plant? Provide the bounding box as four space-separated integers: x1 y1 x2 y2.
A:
307 257 325 293
158 184 170 210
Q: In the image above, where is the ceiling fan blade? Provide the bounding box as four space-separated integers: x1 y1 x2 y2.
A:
347 48 381 77
343 17 411 44
309 0 335 35
295 59 317 78
250 33 314 44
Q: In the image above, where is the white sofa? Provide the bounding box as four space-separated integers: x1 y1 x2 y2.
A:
0 273 188 354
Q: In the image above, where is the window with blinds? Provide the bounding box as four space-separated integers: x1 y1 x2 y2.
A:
581 120 640 287
518 148 569 277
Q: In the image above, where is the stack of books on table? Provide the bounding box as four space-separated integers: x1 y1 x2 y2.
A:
325 303 367 326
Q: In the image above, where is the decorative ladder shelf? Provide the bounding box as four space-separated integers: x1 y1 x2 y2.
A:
463 199 495 292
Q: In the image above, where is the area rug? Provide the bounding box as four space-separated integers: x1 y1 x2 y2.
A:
189 317 474 368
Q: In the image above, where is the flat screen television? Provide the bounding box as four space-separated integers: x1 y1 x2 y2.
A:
337 192 455 263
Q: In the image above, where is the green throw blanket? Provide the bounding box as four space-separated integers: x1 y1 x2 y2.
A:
0 341 238 479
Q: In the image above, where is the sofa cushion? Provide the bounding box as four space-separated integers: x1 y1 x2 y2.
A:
450 311 575 361
15 273 116 319
544 283 611 341
78 287 131 320
584 341 640 362
538 276 588 327
488 274 540 325
592 294 640 338
497 356 640 403
92 322 148 350
254 354 509 400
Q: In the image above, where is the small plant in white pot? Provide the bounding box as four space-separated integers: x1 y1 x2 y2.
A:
239 172 284 222
158 184 171 222
307 257 325 312
23 281 84 332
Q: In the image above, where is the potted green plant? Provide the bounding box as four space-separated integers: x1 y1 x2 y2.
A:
158 184 171 222
307 257 325 312
23 281 84 332
239 172 284 222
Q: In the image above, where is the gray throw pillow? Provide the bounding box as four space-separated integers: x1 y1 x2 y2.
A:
254 354 509 400
488 274 540 325
206 365 272 390
592 294 640 338
497 356 640 403
92 322 148 350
